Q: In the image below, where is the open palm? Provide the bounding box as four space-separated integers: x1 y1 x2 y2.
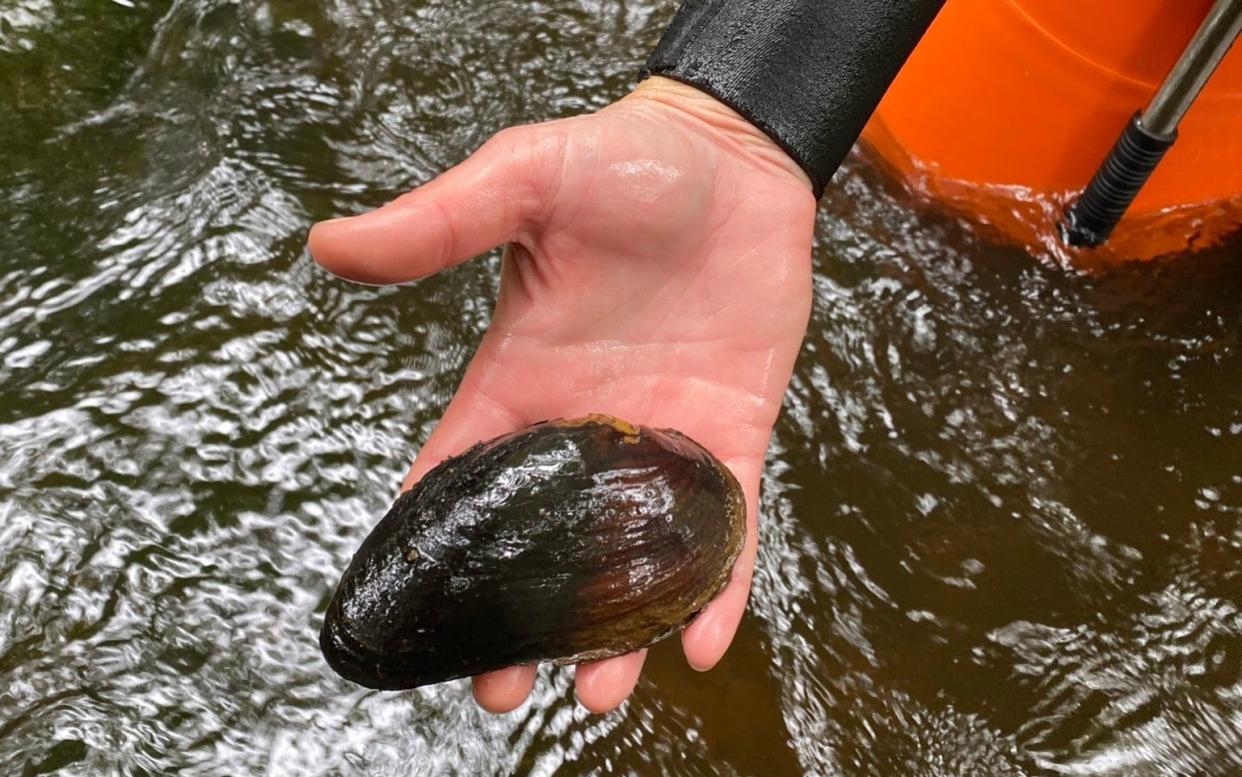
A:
309 78 816 714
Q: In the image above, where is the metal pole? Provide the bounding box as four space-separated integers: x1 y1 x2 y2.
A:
1143 0 1242 135
1061 0 1242 248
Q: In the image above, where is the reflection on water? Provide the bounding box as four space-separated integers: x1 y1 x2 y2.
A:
2 1 1241 775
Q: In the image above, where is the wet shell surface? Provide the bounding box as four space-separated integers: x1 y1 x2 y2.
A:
320 415 746 690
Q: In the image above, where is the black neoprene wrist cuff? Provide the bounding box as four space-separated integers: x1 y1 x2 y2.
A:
641 0 944 198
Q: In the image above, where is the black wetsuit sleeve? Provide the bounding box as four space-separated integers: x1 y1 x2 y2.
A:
641 0 945 197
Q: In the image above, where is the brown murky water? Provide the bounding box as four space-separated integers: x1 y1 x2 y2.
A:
3 1 1242 775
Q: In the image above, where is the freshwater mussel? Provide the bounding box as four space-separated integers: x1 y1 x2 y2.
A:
320 415 745 690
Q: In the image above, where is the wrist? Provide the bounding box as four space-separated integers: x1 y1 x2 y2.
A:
621 76 814 194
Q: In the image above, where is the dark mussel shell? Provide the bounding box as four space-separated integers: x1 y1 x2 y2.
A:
320 415 745 690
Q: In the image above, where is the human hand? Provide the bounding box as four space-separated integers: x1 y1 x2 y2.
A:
308 76 816 714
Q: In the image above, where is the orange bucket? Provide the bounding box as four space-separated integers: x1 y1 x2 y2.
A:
862 0 1242 264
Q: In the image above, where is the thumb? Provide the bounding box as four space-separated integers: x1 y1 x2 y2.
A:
307 124 560 284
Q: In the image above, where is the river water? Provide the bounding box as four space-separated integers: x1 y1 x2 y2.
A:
3 1 1242 775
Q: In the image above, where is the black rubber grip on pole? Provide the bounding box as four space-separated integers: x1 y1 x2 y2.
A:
1061 112 1176 248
